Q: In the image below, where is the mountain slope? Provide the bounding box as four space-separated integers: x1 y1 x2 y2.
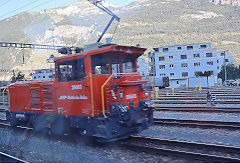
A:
113 0 240 62
211 0 240 7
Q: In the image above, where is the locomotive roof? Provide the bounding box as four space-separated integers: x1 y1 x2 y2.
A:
10 79 54 86
55 45 147 62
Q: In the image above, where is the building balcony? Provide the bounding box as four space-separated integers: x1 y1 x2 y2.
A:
148 52 155 58
148 61 155 66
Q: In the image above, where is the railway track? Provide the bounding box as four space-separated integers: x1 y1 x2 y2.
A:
0 110 239 162
119 136 240 162
154 118 240 130
154 107 240 112
154 99 240 104
0 151 28 163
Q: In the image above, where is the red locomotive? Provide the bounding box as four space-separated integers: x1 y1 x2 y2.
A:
5 44 153 141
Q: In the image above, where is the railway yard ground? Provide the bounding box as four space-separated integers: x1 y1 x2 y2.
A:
0 86 240 162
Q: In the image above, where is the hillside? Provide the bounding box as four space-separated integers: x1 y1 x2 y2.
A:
0 0 240 80
113 0 240 62
211 0 240 7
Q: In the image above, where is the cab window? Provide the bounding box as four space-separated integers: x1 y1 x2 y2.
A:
57 58 85 82
92 55 109 74
111 58 121 74
122 58 136 73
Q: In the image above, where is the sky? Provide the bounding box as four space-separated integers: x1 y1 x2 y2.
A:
0 0 134 21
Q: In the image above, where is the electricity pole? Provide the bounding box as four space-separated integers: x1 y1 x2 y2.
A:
49 27 55 47
224 53 227 81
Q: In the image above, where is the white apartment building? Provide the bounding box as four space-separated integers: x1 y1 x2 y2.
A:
32 68 55 80
148 43 233 87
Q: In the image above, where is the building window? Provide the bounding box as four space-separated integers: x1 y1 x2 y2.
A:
217 60 219 63
182 72 188 77
193 54 200 58
194 62 200 66
170 73 174 76
160 73 166 76
159 65 165 69
177 47 182 50
181 63 187 67
169 56 173 59
207 61 213 65
181 55 187 59
177 81 179 84
34 76 36 79
195 71 202 77
206 53 213 57
225 59 229 62
200 45 207 49
43 76 45 78
221 52 225 56
187 46 193 50
170 64 174 67
159 57 165 61
163 48 168 52
217 66 219 69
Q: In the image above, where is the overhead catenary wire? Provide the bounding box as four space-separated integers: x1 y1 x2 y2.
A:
0 0 42 19
25 0 55 12
0 0 78 20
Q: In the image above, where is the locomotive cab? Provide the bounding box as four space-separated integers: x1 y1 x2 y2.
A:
54 45 153 140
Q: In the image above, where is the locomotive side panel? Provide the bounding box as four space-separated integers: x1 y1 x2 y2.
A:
9 84 31 112
9 81 55 113
55 80 92 116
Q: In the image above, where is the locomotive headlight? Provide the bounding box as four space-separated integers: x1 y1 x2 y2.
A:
145 92 149 97
119 92 123 99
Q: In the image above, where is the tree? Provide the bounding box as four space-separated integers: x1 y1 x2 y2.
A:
196 71 213 87
195 71 213 77
218 64 240 81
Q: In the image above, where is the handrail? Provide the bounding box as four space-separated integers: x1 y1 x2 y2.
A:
101 72 139 118
2 86 9 111
90 73 95 117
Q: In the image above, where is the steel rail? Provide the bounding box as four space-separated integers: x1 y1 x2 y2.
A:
153 100 240 104
154 107 240 112
119 136 240 162
154 118 240 130
158 93 240 95
0 151 28 163
156 96 240 100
